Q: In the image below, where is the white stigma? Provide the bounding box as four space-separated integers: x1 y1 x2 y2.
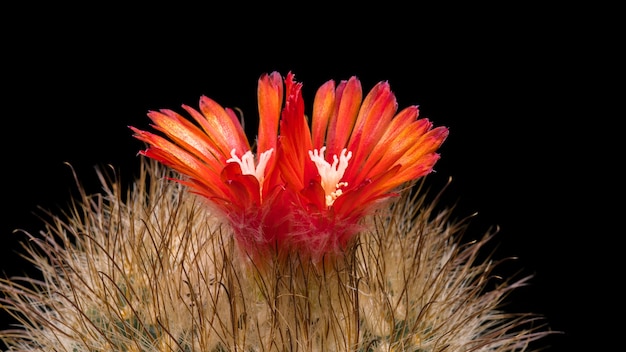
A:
309 147 352 207
227 148 274 187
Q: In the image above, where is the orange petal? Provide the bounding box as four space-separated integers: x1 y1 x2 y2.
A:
345 81 397 178
257 71 283 154
325 77 362 158
131 128 220 186
311 80 336 149
400 126 449 165
189 96 250 158
381 153 441 191
380 126 449 190
357 112 431 183
146 110 223 173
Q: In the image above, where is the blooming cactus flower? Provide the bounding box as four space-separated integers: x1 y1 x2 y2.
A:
130 72 448 260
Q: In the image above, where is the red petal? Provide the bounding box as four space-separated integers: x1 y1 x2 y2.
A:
277 73 314 191
299 180 327 213
221 163 261 208
332 165 402 219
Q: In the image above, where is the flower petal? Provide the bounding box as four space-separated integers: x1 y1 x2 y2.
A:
221 162 261 208
257 71 283 154
189 96 250 159
311 80 336 149
145 109 224 173
345 81 397 181
384 126 449 188
354 107 428 185
277 73 315 191
324 77 362 159
130 127 229 200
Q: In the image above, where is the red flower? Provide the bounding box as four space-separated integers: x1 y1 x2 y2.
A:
131 72 448 261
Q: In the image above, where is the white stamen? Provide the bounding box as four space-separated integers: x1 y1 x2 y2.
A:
227 148 274 186
309 147 352 206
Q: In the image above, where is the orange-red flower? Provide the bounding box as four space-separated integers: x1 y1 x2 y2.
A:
131 72 448 261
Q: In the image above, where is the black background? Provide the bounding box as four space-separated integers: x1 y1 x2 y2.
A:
1 4 616 351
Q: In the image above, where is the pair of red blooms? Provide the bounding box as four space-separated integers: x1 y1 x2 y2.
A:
131 71 448 261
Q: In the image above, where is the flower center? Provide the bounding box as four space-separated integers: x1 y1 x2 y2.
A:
227 148 274 192
309 147 352 207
